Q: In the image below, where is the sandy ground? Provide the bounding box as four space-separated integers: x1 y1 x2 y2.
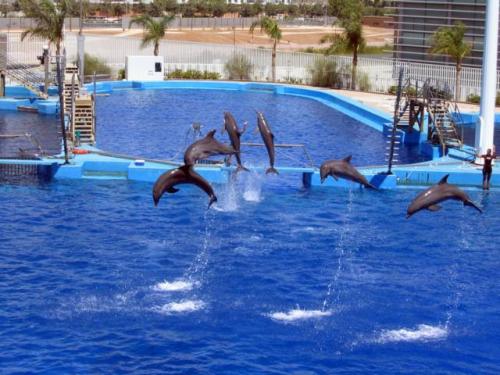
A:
75 25 392 51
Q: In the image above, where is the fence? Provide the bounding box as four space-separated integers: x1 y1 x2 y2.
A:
5 32 500 101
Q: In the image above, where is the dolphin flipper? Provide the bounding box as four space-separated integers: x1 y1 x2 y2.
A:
464 200 483 213
166 187 180 193
427 204 441 212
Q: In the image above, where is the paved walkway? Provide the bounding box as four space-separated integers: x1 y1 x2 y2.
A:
330 89 483 116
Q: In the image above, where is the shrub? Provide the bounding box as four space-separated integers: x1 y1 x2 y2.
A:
285 77 303 85
83 53 111 76
224 54 253 81
308 57 342 88
166 69 220 80
357 71 371 92
388 85 397 95
467 93 480 104
117 68 125 80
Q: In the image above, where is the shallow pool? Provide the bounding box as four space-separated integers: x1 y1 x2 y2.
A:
95 89 424 166
1 178 498 373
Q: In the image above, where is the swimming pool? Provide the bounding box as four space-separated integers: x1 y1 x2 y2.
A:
95 88 424 167
1 179 498 373
2 85 498 373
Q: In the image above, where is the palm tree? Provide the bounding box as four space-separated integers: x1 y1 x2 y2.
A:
322 0 364 90
19 0 69 55
429 22 472 101
129 15 175 56
250 16 282 82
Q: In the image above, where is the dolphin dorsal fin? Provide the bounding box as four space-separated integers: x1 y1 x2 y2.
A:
343 155 352 163
438 174 449 185
206 129 216 138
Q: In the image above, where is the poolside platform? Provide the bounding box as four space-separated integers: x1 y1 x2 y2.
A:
1 147 496 190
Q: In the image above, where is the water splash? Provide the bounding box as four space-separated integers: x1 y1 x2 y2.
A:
184 209 215 286
213 177 239 212
243 171 263 203
322 189 354 311
268 308 332 323
375 324 448 344
154 300 206 315
152 280 195 292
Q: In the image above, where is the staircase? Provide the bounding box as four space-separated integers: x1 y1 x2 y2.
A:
72 95 95 144
427 98 462 153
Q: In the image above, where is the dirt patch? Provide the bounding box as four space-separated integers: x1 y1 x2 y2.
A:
79 25 392 51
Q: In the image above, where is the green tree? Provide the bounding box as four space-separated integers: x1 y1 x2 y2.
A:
129 14 175 56
250 16 282 82
429 22 472 100
323 0 364 89
19 0 69 54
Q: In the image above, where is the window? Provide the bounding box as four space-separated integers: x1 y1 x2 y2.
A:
155 62 162 72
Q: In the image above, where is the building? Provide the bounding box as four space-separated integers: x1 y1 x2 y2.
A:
392 0 499 67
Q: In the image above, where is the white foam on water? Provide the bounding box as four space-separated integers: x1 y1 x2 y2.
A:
152 280 194 292
268 308 332 323
375 324 448 344
156 300 205 315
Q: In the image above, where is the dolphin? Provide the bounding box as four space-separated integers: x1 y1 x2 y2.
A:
256 111 278 175
222 111 249 172
406 174 482 218
184 129 236 166
153 165 217 208
320 155 377 189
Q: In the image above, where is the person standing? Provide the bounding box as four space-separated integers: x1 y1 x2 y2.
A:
478 146 496 190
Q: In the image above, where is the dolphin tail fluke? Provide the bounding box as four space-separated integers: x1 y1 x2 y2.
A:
208 195 218 208
266 167 279 175
464 200 483 214
236 164 250 173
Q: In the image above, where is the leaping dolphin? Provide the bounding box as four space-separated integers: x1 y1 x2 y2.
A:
320 155 377 189
406 174 482 218
153 165 217 208
256 111 278 175
222 112 249 172
184 129 236 166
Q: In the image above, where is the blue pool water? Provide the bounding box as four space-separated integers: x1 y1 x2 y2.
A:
0 112 59 158
1 178 499 373
95 89 423 166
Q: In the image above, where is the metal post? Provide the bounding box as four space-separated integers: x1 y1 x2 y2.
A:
79 0 83 35
0 71 5 97
475 0 499 162
387 67 404 175
43 46 49 95
77 34 84 87
56 55 69 164
71 72 76 140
